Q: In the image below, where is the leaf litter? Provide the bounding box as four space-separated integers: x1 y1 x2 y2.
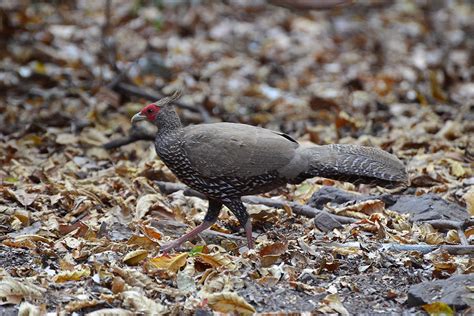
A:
0 0 473 314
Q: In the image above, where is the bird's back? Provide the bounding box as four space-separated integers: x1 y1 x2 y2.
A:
182 122 301 179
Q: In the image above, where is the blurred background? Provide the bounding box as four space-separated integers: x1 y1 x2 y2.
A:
0 2 473 313
0 0 472 193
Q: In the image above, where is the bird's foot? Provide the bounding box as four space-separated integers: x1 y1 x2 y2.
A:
160 241 184 253
159 220 215 253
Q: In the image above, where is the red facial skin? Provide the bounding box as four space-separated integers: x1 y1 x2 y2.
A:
140 104 160 121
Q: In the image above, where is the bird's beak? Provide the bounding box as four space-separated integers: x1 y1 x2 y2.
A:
131 112 146 124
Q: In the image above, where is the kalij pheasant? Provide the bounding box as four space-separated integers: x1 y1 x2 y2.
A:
131 92 408 251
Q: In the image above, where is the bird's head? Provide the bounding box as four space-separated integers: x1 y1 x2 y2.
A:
131 90 182 124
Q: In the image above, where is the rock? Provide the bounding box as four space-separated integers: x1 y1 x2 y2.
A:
307 186 362 209
386 194 469 222
308 187 469 222
313 211 344 232
406 274 474 309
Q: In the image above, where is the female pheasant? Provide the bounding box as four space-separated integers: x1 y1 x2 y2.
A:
132 92 408 251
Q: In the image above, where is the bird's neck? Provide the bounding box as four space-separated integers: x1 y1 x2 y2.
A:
155 106 182 134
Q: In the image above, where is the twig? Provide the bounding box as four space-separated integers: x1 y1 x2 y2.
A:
101 0 118 72
422 219 474 230
421 219 472 246
115 82 212 122
268 0 353 11
152 219 246 241
103 124 155 149
320 242 474 255
154 181 355 225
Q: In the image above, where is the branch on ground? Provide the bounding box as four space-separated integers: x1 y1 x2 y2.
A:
103 124 155 149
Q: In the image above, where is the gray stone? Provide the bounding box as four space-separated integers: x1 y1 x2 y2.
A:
308 187 469 223
313 211 343 232
406 274 474 308
387 194 469 222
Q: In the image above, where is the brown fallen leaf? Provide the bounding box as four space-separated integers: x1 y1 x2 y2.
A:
140 224 162 242
127 235 158 249
259 241 288 267
18 301 45 316
123 249 148 266
148 253 188 273
53 266 91 283
206 292 256 315
86 308 133 316
0 277 46 305
6 188 37 206
122 291 167 314
196 252 237 270
463 187 474 216
327 200 385 219
319 293 349 316
65 299 101 313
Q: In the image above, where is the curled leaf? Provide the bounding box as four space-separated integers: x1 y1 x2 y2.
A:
197 252 237 270
53 266 91 283
148 253 188 273
123 249 148 266
206 292 256 315
122 291 167 314
0 277 46 305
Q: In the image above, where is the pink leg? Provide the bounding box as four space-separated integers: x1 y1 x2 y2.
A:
244 220 254 249
160 220 214 252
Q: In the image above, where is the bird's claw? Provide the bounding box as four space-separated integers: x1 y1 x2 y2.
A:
160 241 182 253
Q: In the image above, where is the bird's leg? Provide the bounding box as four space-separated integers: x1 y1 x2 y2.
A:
160 199 222 252
223 199 254 249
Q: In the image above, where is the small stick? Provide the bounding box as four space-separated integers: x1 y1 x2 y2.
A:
103 125 155 149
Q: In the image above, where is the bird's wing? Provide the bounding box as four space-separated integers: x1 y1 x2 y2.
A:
182 123 300 178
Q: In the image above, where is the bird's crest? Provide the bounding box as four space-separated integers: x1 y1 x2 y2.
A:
155 89 182 107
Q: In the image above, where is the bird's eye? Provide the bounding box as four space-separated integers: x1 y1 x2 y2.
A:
147 108 153 113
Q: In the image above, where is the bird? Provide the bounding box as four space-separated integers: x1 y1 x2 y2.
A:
131 91 408 251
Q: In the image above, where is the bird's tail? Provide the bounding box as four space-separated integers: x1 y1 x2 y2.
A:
299 144 408 188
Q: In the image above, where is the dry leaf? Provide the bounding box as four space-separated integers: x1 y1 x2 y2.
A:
206 292 256 315
422 301 454 315
148 253 189 273
56 133 79 145
0 277 46 305
18 301 44 316
6 189 37 206
140 224 162 242
197 252 236 270
111 276 126 294
122 291 167 314
176 258 196 292
112 264 155 289
86 308 134 316
320 293 349 316
53 266 91 283
123 249 148 266
328 200 385 219
127 235 158 249
259 242 287 267
463 188 474 216
446 159 466 177
135 194 159 220
65 300 101 313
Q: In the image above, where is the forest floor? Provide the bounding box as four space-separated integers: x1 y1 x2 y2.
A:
0 0 473 315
